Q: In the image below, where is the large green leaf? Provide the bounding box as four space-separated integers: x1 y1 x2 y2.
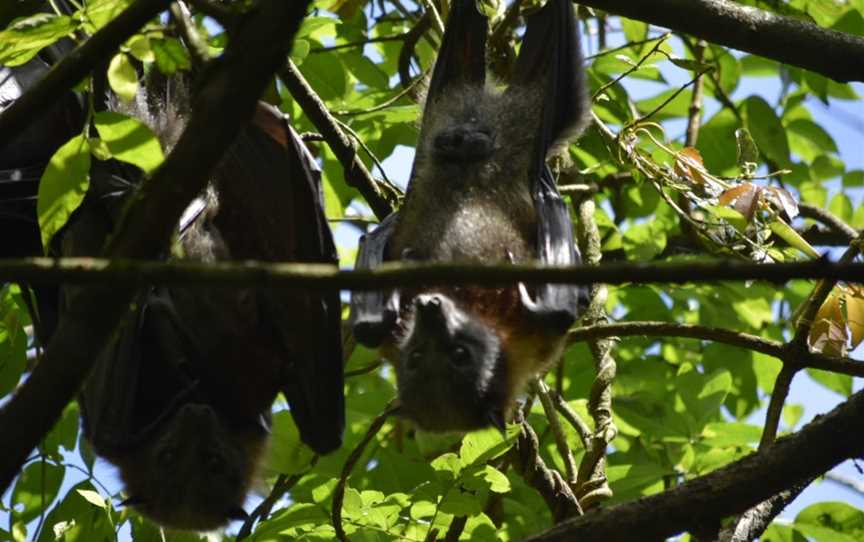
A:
0 13 76 66
93 111 164 174
37 134 90 250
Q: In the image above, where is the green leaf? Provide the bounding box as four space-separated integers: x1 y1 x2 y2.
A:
82 0 134 33
770 219 819 259
0 288 28 399
806 368 852 397
622 221 667 260
107 53 138 102
482 465 511 493
126 34 154 62
843 170 864 187
701 422 761 448
459 426 517 466
0 13 76 66
11 461 64 525
40 402 79 460
828 192 853 222
340 50 389 90
783 403 804 429
676 366 732 432
75 489 106 509
93 111 164 174
431 453 462 479
796 502 864 542
745 96 791 167
151 37 191 75
266 410 316 475
811 155 845 181
37 134 90 250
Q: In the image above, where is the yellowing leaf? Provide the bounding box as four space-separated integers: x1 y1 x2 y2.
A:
845 287 864 348
107 53 139 102
769 219 819 259
76 489 106 509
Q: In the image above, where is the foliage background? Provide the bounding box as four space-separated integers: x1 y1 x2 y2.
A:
1 0 863 540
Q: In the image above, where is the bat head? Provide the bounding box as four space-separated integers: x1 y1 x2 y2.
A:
115 402 267 530
396 293 507 432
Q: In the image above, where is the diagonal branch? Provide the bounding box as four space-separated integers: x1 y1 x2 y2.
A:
577 0 864 83
526 388 864 541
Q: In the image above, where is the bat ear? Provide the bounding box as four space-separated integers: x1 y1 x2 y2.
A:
506 0 588 168
424 0 489 111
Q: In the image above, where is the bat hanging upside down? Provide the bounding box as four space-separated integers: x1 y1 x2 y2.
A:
351 0 589 432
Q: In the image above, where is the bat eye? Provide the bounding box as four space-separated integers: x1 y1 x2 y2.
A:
451 345 471 367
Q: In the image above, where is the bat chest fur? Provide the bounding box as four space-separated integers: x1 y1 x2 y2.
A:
393 193 536 262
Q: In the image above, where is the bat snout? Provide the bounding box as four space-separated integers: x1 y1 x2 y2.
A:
433 124 495 163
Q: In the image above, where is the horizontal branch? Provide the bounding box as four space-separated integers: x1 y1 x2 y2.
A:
1 257 863 290
567 321 864 377
579 0 864 83
526 388 864 541
0 0 172 145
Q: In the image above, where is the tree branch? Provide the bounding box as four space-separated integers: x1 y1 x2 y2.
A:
0 0 313 493
0 0 172 145
578 0 864 83
1 257 863 290
279 60 395 220
526 388 864 541
332 401 399 542
567 322 864 377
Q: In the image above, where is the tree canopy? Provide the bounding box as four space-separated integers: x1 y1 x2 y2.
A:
0 0 863 541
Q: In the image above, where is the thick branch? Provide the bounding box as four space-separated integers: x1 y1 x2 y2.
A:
567 322 864 377
1 257 864 290
526 388 864 541
0 0 172 145
0 0 313 493
579 0 864 82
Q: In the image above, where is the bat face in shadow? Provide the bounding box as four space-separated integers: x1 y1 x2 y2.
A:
114 403 265 530
396 294 507 432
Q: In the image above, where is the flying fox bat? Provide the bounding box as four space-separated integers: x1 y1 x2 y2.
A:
351 0 588 432
1 68 344 529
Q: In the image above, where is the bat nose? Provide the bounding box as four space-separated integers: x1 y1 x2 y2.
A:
433 124 494 162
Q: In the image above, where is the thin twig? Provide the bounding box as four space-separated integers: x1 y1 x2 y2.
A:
533 379 578 485
332 401 400 542
236 456 319 541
